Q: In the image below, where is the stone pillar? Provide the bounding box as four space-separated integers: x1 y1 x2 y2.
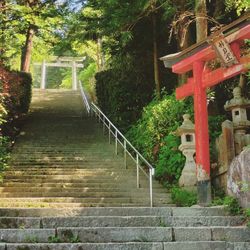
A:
41 60 46 89
224 86 250 155
72 61 77 90
177 114 197 188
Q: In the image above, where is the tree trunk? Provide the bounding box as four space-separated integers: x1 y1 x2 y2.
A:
152 7 161 98
196 0 207 43
21 25 35 72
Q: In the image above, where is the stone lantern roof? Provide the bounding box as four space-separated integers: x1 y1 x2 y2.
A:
224 87 250 111
176 114 195 135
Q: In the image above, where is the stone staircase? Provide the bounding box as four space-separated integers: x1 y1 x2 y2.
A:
0 207 248 249
0 89 249 249
0 89 169 207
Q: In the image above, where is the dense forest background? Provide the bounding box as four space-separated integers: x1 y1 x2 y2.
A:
0 0 249 187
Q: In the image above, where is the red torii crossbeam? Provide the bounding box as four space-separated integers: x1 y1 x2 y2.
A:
161 14 250 204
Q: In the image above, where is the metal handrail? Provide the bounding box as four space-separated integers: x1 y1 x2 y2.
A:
79 82 155 207
79 81 91 114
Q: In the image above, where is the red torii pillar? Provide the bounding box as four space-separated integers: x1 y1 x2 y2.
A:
161 15 250 205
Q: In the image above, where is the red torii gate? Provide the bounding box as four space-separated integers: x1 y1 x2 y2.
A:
161 14 250 204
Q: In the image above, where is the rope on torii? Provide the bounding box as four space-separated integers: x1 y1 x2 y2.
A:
34 56 86 90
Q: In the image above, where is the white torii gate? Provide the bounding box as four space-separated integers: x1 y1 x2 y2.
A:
35 57 85 90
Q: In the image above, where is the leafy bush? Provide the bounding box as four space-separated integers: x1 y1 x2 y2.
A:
171 187 197 207
211 195 242 215
79 62 97 101
0 137 10 172
18 72 32 113
95 56 154 131
208 115 226 162
245 209 250 228
7 71 32 114
127 93 193 185
0 66 32 137
223 196 242 215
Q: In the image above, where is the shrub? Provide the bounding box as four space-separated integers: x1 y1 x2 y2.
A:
95 56 154 132
223 196 242 215
171 187 197 207
211 195 242 215
0 66 32 137
7 71 32 114
127 93 193 186
245 208 250 228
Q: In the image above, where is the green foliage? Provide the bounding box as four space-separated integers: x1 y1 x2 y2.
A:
69 235 81 243
7 71 32 114
208 115 226 162
155 134 185 184
79 62 97 100
171 187 197 207
225 0 249 15
127 93 193 185
48 236 62 243
95 55 155 131
211 196 242 215
0 137 10 174
245 209 250 228
223 196 242 215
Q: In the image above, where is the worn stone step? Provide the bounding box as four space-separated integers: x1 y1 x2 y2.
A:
0 197 134 204
0 187 166 193
0 192 170 200
0 202 155 208
2 242 239 250
0 207 229 217
3 169 137 176
0 179 157 188
0 198 170 206
1 182 163 189
58 227 172 243
3 174 138 180
0 215 243 229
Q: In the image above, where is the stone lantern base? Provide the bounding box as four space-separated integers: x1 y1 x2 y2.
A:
179 149 197 190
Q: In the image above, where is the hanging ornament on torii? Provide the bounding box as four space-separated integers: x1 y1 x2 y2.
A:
161 14 250 205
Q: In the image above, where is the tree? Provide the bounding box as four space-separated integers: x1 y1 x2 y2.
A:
0 0 68 71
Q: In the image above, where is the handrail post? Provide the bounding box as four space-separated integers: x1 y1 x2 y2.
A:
115 130 118 155
108 122 111 144
136 154 140 189
149 168 153 207
103 115 105 134
98 110 101 123
124 140 127 169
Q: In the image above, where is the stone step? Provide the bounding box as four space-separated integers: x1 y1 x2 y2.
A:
0 216 244 229
3 175 139 180
0 179 156 187
0 197 170 205
0 226 248 243
0 187 166 194
1 182 162 189
0 207 229 217
3 242 248 250
7 166 134 171
3 169 137 176
0 202 157 208
9 160 125 165
0 192 170 199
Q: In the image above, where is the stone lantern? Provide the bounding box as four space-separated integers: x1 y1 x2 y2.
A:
176 114 197 188
224 87 250 154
